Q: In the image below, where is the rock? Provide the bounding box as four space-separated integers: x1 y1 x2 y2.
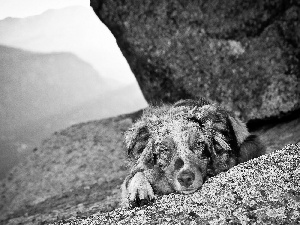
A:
251 111 300 153
58 144 300 224
0 111 299 224
0 116 133 224
90 0 300 120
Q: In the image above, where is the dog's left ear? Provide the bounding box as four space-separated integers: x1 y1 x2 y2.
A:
124 120 151 161
228 115 265 163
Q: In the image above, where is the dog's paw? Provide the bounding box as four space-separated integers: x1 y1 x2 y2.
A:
127 172 155 208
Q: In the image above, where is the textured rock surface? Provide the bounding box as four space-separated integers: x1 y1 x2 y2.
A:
1 2 300 223
56 144 300 224
91 0 300 120
0 111 299 224
0 115 134 224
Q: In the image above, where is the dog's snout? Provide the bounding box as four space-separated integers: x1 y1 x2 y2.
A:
177 170 195 187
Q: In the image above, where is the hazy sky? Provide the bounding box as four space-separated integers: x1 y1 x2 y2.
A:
0 0 89 20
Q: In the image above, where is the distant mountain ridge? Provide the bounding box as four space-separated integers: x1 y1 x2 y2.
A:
0 44 147 180
0 5 136 84
0 44 105 133
0 44 105 179
0 5 148 180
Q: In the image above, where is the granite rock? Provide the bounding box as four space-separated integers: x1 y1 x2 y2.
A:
59 144 300 224
91 0 300 120
0 111 299 224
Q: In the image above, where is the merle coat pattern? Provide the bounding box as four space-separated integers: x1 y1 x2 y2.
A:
121 99 265 208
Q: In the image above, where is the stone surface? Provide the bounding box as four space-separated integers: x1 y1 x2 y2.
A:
56 144 300 224
1 1 300 223
91 0 300 120
0 116 133 224
0 111 299 224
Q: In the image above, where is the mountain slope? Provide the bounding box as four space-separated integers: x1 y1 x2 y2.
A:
0 45 105 133
0 115 132 222
0 44 108 179
12 83 148 153
0 6 136 84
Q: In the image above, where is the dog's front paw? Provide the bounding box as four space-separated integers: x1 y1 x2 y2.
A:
126 172 155 208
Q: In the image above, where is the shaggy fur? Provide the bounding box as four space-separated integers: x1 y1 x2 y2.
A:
121 99 265 208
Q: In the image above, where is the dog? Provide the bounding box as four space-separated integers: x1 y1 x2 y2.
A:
121 98 265 208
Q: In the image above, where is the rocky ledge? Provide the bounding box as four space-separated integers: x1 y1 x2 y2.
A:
56 144 300 225
0 112 299 224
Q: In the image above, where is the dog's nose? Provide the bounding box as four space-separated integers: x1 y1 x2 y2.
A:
177 170 195 187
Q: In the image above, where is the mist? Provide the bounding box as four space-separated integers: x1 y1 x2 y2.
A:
0 5 147 180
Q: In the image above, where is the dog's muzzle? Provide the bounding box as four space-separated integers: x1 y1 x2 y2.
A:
177 169 195 188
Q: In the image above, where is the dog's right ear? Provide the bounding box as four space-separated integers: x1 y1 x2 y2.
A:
227 115 266 162
238 134 266 163
124 121 150 161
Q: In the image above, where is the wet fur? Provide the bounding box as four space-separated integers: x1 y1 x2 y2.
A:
121 99 265 208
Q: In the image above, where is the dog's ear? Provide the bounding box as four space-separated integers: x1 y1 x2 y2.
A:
227 115 265 162
238 134 266 163
124 121 150 161
227 115 250 145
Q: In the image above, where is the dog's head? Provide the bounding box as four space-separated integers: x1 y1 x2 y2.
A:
124 99 250 194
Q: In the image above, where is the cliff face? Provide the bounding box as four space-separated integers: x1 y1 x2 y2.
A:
91 0 300 121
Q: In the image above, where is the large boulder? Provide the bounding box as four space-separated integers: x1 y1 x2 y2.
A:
90 0 300 121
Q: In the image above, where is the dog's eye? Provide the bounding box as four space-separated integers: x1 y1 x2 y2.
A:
193 141 205 152
202 144 210 158
193 141 210 158
195 141 204 148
